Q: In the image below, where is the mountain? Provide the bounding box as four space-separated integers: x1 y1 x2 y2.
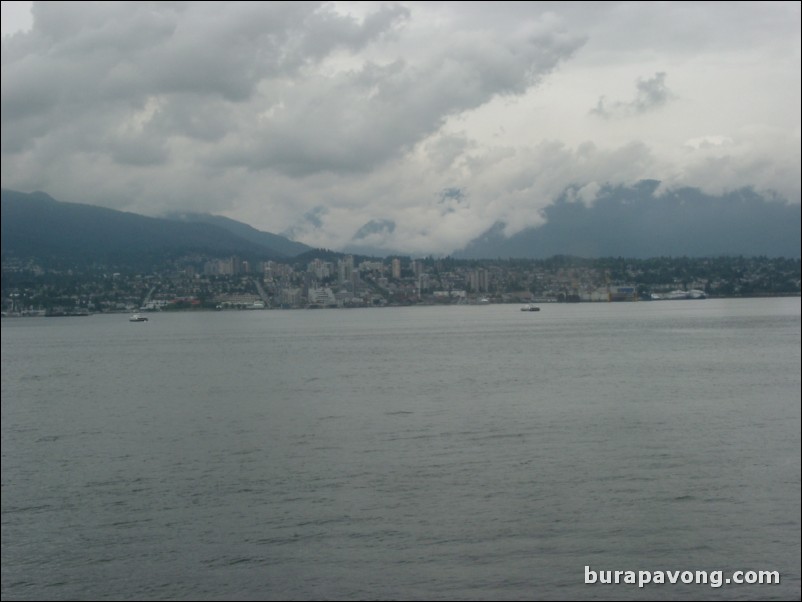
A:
1 189 298 269
164 211 311 257
455 181 801 259
4 183 799 269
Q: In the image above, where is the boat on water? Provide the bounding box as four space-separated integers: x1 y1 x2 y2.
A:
662 289 707 300
520 304 540 312
129 313 148 322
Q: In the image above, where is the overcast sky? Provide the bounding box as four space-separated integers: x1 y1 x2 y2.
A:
2 1 800 255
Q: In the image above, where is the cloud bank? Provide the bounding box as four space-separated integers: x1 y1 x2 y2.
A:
2 1 799 255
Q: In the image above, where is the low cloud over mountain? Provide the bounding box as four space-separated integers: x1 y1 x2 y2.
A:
455 181 801 259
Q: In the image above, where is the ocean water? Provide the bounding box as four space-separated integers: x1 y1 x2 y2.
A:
2 298 800 601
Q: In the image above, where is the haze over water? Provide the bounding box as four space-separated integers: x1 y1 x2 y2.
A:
2 298 800 600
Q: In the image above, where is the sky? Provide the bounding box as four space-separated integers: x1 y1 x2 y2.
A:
2 1 800 255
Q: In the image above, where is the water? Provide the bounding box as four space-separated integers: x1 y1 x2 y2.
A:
2 298 800 600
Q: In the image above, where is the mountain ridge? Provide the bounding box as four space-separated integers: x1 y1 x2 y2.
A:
2 183 800 270
1 189 309 269
455 182 801 259
164 211 311 257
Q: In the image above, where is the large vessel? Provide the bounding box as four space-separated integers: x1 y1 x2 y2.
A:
664 289 707 300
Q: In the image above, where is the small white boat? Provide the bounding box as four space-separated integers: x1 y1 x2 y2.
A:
520 304 540 312
129 313 148 322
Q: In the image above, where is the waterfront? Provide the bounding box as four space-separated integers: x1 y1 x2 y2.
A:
2 298 800 600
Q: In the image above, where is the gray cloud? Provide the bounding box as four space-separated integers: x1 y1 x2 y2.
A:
282 205 329 241
632 72 673 112
2 1 581 180
1 3 410 151
438 187 467 215
1 2 798 256
208 28 583 176
591 72 674 119
353 218 396 240
440 187 465 202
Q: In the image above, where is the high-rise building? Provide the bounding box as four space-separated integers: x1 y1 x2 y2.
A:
467 268 489 292
338 255 354 283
